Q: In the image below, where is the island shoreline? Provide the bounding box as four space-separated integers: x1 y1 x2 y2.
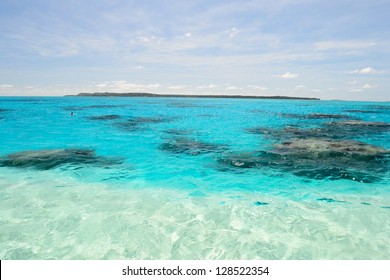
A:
66 92 320 100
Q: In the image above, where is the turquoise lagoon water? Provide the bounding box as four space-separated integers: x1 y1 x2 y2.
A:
0 96 389 259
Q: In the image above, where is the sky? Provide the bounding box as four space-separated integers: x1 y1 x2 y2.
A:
0 0 389 101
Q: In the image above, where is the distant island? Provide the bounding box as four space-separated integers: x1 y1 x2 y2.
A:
67 92 320 100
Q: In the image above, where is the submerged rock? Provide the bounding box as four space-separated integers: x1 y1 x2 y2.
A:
324 120 390 137
168 102 201 108
116 116 176 131
248 119 390 141
366 105 390 111
361 202 372 205
0 108 11 120
278 113 351 120
241 110 389 182
0 148 122 170
159 138 228 155
62 106 85 111
306 113 351 119
217 138 389 183
217 151 282 169
254 201 269 206
167 102 217 108
343 109 380 114
249 109 268 114
87 114 121 121
0 109 8 120
329 120 390 127
132 117 173 124
162 129 194 136
272 138 389 182
316 198 346 203
272 138 389 157
84 105 121 108
247 126 332 140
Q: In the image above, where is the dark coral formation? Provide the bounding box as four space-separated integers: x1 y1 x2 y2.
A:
167 102 217 108
0 149 122 170
316 198 346 203
62 106 85 111
306 113 351 119
167 102 202 108
159 138 228 155
254 201 270 206
0 108 10 119
248 120 390 140
162 129 194 136
343 109 380 114
217 151 278 169
115 116 176 131
271 138 388 157
227 116 390 183
84 105 122 108
247 126 331 139
218 138 389 183
365 105 390 111
332 120 390 127
318 121 390 139
278 113 352 120
87 114 121 121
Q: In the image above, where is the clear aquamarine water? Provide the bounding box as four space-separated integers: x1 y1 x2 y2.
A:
0 96 389 259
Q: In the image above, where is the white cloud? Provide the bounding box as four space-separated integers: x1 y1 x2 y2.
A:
175 32 192 40
143 83 162 89
167 85 186 90
280 72 298 79
348 83 378 92
362 83 378 89
0 84 14 89
92 81 162 92
225 86 241 90
350 67 382 74
226 27 239 38
198 84 219 89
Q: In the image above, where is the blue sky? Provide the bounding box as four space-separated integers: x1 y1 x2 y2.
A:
0 0 389 100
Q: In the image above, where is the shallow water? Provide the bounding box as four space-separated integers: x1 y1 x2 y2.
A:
0 97 389 259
